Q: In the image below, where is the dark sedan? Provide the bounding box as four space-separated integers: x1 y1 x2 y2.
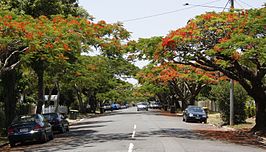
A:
183 106 207 123
43 113 69 133
8 114 53 147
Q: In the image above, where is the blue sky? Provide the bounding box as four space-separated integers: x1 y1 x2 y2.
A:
79 0 264 40
78 0 265 84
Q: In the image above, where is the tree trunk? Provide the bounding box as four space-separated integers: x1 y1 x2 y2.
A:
36 69 44 114
89 95 97 113
74 84 85 113
2 70 17 128
55 81 60 113
251 93 266 132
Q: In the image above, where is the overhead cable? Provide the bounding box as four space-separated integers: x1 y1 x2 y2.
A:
121 0 223 23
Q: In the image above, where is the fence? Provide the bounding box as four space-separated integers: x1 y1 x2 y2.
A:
42 105 68 114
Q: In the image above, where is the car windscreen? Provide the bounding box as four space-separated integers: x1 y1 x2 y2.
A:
188 107 204 113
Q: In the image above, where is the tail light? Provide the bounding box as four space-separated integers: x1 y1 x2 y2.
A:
8 127 14 135
33 124 42 131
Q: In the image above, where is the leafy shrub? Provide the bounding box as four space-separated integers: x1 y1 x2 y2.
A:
245 100 256 118
210 82 248 124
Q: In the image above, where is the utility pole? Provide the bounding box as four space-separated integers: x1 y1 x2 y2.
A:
229 0 234 126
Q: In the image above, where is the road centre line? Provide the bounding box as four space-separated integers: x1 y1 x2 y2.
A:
128 143 134 152
132 130 136 138
128 124 136 152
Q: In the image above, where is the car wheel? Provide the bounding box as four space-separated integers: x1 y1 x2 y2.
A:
60 125 66 133
41 132 48 143
203 119 207 124
49 131 54 140
9 141 16 147
66 124 70 132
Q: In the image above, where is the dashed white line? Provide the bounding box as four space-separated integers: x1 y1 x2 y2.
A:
128 143 134 152
128 124 136 151
131 130 136 138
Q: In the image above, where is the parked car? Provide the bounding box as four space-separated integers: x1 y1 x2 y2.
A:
149 101 162 109
8 114 53 147
183 106 207 123
137 102 149 111
101 104 113 112
43 113 69 133
111 103 121 110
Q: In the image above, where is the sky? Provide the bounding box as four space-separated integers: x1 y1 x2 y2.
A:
79 0 265 40
78 0 265 84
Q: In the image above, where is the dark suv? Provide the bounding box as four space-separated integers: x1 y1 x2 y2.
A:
43 113 69 133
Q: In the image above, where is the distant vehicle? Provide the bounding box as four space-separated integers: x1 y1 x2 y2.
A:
101 104 113 112
120 105 128 109
111 103 121 110
149 101 162 109
43 113 69 133
183 106 207 123
8 114 53 147
137 102 149 111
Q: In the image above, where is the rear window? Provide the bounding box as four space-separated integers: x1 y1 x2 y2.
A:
43 113 58 120
13 115 36 123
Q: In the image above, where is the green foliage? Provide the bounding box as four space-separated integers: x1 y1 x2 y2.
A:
210 82 248 124
0 0 90 18
245 99 256 118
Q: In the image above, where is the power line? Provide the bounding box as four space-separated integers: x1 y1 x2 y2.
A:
234 0 245 9
121 0 223 23
223 0 231 12
186 4 231 10
237 0 255 8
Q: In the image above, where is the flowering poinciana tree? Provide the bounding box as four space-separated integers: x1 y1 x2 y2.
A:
0 10 130 114
137 62 226 109
160 7 266 131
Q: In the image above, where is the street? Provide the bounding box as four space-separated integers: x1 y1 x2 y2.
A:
2 107 265 152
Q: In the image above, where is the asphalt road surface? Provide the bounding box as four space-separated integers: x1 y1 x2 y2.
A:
2 107 265 152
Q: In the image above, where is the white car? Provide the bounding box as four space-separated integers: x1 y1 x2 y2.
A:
137 102 148 111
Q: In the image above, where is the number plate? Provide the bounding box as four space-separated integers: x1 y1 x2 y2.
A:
20 128 28 132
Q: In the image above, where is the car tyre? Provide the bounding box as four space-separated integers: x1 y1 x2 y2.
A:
60 125 66 133
41 132 48 143
49 131 54 140
9 141 16 147
66 125 70 132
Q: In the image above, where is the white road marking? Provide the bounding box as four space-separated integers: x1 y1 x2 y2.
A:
128 143 134 152
132 130 136 138
128 124 136 151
